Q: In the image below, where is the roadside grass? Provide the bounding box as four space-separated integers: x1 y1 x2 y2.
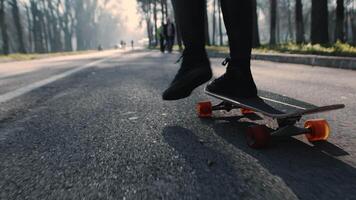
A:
206 42 356 57
0 50 96 62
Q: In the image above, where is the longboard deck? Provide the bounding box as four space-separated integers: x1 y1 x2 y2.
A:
205 88 345 119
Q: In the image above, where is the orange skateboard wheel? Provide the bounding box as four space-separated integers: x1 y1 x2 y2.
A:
246 125 271 149
197 101 213 118
304 119 330 142
241 108 254 115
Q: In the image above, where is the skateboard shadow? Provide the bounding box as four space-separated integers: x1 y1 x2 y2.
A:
204 119 356 199
162 126 264 199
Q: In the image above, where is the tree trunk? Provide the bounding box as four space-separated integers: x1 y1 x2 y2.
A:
311 0 329 44
0 0 9 54
170 0 182 51
335 0 345 42
48 0 63 52
63 0 73 51
10 0 26 53
270 0 277 45
75 1 85 50
212 0 216 46
218 0 223 46
352 13 356 45
164 0 168 21
26 5 33 52
160 0 165 22
30 0 45 53
287 1 293 42
153 1 158 46
295 0 305 44
252 0 260 47
204 0 210 46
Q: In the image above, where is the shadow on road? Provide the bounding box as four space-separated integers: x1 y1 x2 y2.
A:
162 126 259 199
208 118 356 199
164 118 356 199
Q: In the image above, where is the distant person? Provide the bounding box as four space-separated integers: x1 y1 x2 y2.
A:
163 1 257 100
164 18 175 53
131 40 134 49
120 40 126 50
157 23 166 53
98 44 103 51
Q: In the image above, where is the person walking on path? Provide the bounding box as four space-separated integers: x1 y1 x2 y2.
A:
163 0 257 101
165 18 176 53
157 23 166 53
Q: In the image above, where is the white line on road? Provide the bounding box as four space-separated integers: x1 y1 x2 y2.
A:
0 54 117 104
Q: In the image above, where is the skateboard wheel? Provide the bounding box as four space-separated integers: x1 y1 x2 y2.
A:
304 119 330 142
246 125 271 149
197 101 213 118
241 108 254 115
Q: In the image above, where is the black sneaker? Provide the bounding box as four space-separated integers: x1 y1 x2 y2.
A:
163 54 212 101
206 58 258 99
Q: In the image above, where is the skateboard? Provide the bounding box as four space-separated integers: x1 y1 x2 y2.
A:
197 87 345 149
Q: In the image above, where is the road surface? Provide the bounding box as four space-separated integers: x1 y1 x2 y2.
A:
1 49 356 199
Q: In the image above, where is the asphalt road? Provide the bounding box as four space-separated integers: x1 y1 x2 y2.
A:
1 49 356 200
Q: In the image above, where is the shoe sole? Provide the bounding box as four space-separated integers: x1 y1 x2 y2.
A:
163 69 212 100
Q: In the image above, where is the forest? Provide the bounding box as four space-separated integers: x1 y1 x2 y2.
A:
138 0 356 53
0 0 121 55
1 0 356 55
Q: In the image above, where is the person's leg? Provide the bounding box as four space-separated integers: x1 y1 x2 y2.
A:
162 0 212 100
160 37 165 52
207 0 257 98
168 36 174 53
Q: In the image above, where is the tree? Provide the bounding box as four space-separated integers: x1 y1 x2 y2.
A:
295 0 305 44
0 0 10 54
160 0 165 22
30 0 45 53
61 0 75 51
252 0 260 47
335 0 345 42
270 0 277 45
203 0 210 46
218 0 223 46
170 0 183 51
10 0 26 53
311 0 329 44
212 0 217 45
25 5 33 52
153 0 158 46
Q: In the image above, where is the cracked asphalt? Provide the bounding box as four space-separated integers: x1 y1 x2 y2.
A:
1 49 356 199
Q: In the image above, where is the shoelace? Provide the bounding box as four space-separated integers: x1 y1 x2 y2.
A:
175 55 183 64
222 57 231 66
212 57 233 84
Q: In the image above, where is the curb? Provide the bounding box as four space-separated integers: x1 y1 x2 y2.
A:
208 52 356 70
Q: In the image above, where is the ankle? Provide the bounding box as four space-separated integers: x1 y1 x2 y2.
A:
183 48 208 62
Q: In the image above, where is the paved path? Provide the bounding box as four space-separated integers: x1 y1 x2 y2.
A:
1 49 356 199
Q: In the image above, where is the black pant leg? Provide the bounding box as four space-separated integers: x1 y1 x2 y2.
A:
220 0 253 70
171 0 206 57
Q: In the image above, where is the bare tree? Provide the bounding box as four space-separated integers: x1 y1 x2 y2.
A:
270 0 277 45
335 0 345 42
311 0 329 44
153 0 158 46
9 0 26 53
295 0 305 44
218 0 223 46
212 0 217 45
0 0 10 54
25 5 33 52
204 0 210 46
252 0 260 47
